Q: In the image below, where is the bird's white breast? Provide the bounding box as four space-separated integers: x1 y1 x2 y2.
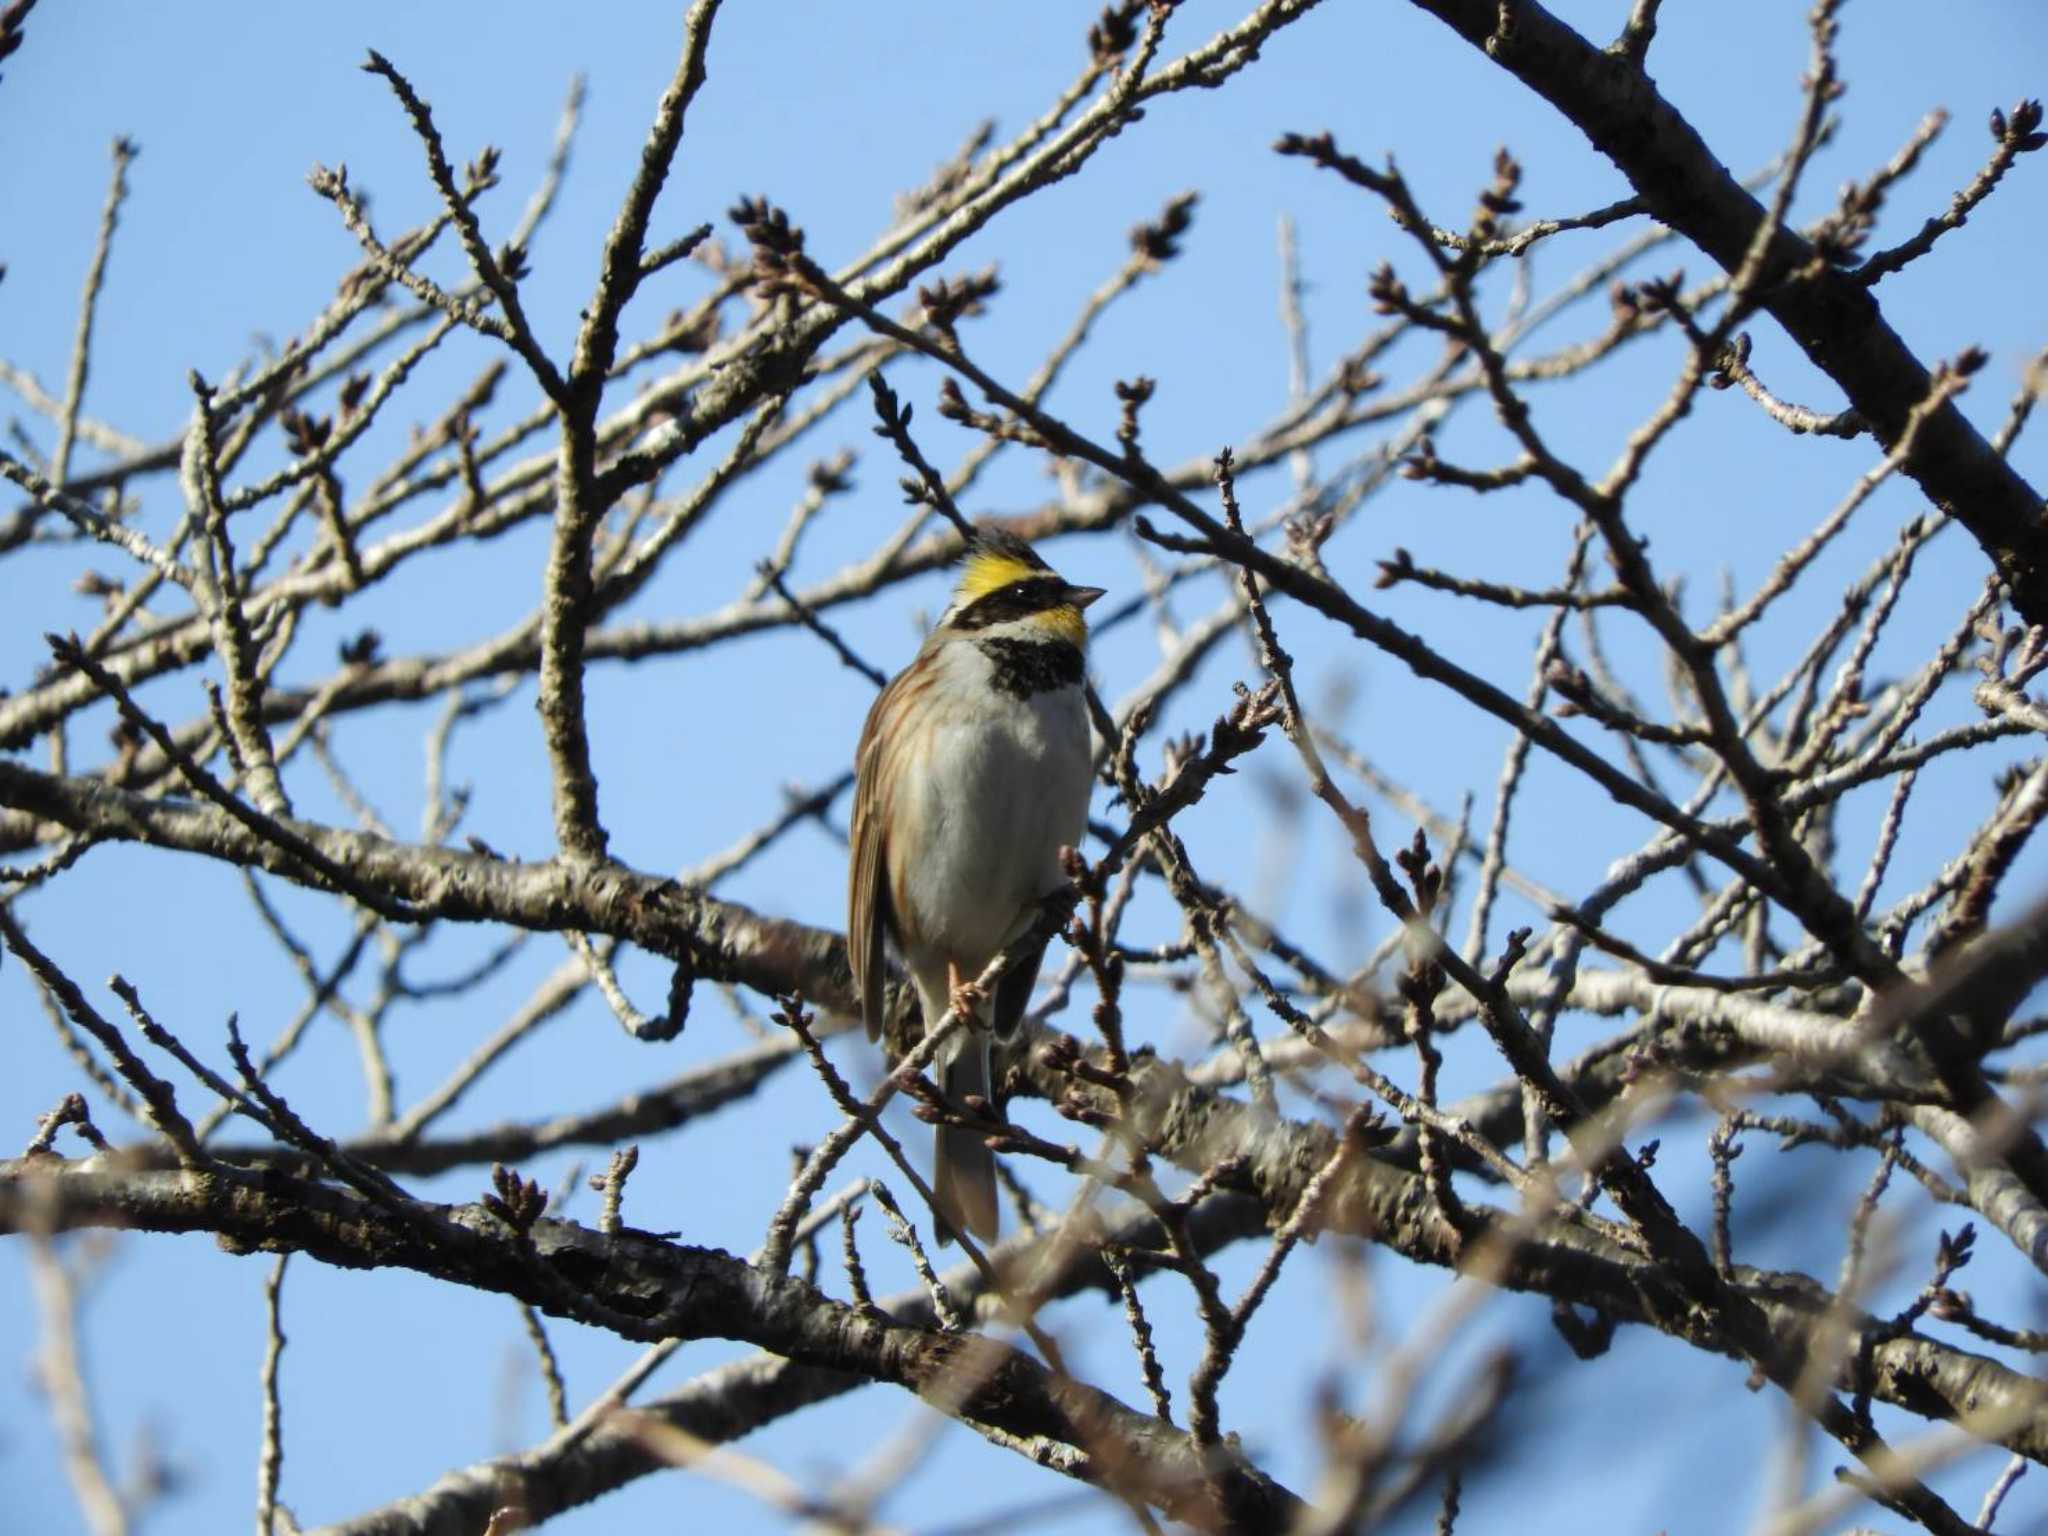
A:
890 640 1092 970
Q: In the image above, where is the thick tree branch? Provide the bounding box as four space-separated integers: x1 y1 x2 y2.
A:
1399 0 2048 621
0 1161 1304 1534
1001 1034 2048 1469
319 1195 1274 1536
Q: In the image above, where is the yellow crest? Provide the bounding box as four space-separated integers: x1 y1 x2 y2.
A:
955 545 1043 604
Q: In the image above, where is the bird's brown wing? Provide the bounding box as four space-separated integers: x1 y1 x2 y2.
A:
848 680 898 1042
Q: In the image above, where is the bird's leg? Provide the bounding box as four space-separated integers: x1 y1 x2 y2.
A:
946 960 984 1027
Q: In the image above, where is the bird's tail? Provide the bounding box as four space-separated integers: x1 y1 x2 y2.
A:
932 1027 998 1246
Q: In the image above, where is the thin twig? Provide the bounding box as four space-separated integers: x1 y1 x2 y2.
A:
257 1254 288 1536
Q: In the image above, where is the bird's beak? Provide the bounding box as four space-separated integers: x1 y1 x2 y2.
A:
1066 584 1106 610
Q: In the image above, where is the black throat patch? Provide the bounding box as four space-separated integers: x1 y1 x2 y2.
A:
976 636 1084 699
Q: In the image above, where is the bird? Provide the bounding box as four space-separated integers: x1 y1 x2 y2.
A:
848 529 1103 1244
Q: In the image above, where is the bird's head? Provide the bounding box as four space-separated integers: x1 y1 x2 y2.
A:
946 529 1105 647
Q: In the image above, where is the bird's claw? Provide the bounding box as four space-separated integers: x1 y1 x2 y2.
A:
948 980 984 1021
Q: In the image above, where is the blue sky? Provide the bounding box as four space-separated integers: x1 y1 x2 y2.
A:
4 3 2047 1533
